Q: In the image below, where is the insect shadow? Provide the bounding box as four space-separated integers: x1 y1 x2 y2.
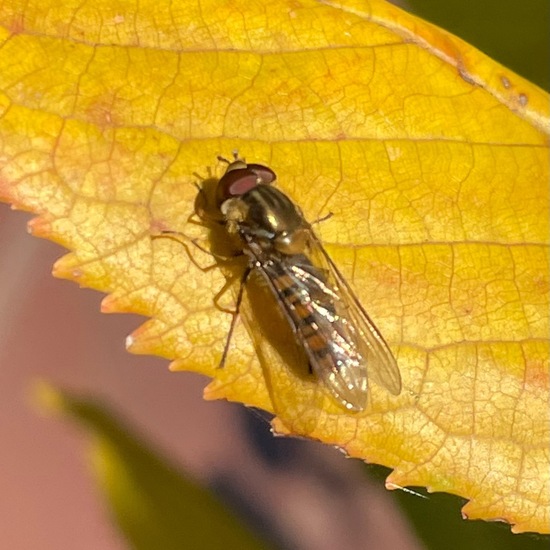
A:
187 173 313 388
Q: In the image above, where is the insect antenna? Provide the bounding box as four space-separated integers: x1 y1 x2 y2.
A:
217 149 243 165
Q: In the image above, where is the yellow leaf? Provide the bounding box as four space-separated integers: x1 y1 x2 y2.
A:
0 0 548 534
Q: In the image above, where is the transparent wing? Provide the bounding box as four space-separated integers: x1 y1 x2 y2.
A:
254 232 400 412
307 229 402 396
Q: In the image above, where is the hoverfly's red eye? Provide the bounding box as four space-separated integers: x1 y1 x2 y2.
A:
216 168 259 205
247 164 277 184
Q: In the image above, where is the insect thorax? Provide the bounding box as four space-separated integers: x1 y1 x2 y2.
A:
224 184 311 256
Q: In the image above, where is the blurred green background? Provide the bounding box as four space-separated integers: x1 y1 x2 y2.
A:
405 0 549 91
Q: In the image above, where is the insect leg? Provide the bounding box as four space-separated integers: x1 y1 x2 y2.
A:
211 267 247 314
152 230 244 272
218 265 252 369
151 231 218 272
310 211 333 225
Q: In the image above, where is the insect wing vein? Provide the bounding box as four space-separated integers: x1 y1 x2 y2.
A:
308 230 402 396
254 248 370 411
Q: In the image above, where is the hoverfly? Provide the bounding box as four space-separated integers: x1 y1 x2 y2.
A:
198 154 401 411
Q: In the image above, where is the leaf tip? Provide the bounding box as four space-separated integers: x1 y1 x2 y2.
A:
27 216 52 238
101 294 120 313
52 254 83 282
